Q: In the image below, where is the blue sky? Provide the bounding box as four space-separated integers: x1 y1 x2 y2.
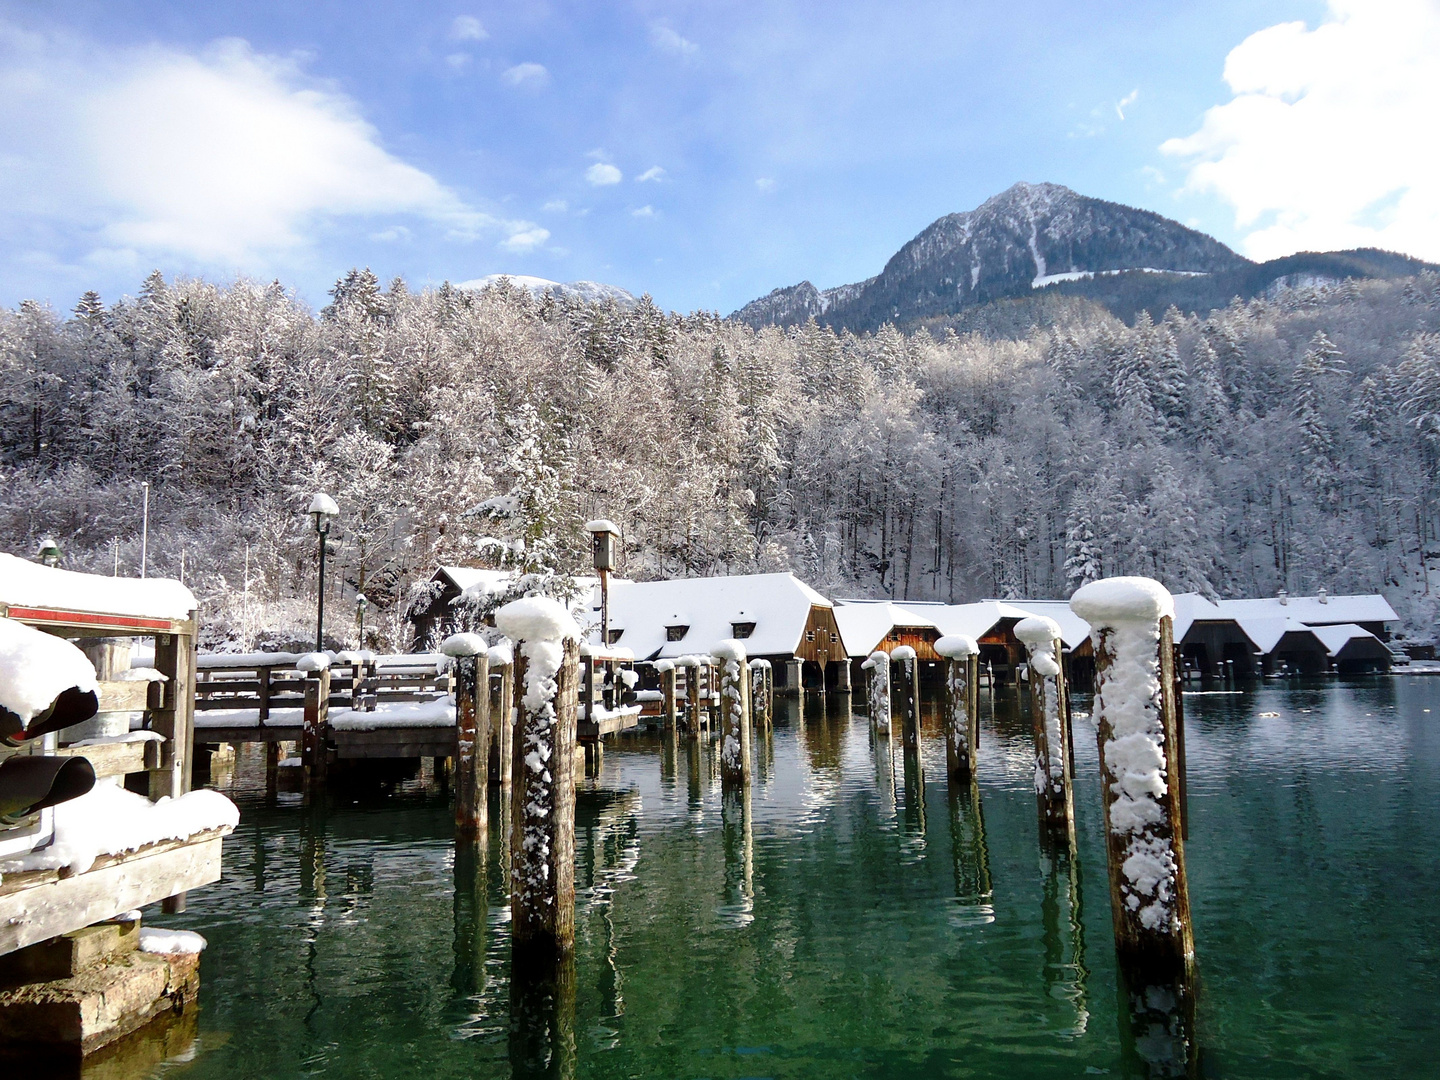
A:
2 0 1434 314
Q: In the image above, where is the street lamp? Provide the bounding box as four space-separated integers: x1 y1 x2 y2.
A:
355 593 368 648
36 536 61 567
308 493 339 652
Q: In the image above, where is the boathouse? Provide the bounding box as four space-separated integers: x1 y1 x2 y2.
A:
599 573 845 691
832 600 942 685
408 566 605 648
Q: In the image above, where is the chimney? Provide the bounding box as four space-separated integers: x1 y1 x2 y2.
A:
1318 587 1328 605
1278 589 1288 606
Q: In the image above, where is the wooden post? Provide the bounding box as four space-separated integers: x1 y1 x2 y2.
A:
862 650 891 733
659 661 678 734
715 642 751 789
892 646 920 751
835 656 852 694
301 661 331 797
1070 579 1195 980
684 658 701 736
499 601 580 963
495 650 515 789
1015 617 1075 836
444 636 491 836
148 620 195 801
257 665 272 724
936 635 980 778
748 659 771 729
785 657 803 698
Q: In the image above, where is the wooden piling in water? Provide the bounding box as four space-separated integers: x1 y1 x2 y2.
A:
892 646 920 752
862 650 891 734
715 641 751 789
749 659 772 730
936 635 980 779
1015 617 1075 837
443 635 491 836
683 657 702 736
785 657 804 699
658 661 679 734
498 601 581 963
1070 579 1195 980
496 651 515 788
300 659 331 796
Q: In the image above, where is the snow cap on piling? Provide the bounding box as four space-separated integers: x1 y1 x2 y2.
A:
1013 616 1063 646
712 639 747 664
296 652 331 672
1069 576 1174 628
653 658 675 673
0 617 97 725
677 655 702 669
890 645 917 662
748 658 771 670
861 649 889 670
440 633 488 657
934 634 979 659
495 596 581 643
583 519 620 534
486 640 514 667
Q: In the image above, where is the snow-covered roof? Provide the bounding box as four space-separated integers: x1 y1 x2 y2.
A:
910 600 1091 648
1214 594 1397 626
1232 616 1318 654
831 600 939 656
1171 592 1226 642
1308 622 1385 658
436 566 510 593
0 554 196 621
601 573 832 660
990 600 1091 650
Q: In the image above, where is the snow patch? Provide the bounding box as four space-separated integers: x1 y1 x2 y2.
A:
138 928 207 955
440 633 488 657
934 634 978 658
0 617 97 726
495 596 581 645
1069 576 1175 627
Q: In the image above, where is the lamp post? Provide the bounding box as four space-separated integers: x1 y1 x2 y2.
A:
585 519 621 646
308 493 339 652
356 593 368 649
37 536 61 567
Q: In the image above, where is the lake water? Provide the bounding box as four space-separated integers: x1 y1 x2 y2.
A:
139 675 1440 1079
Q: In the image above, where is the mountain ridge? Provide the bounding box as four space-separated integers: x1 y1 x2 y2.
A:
733 183 1436 331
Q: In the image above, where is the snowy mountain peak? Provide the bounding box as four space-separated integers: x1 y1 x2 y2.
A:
457 274 637 307
731 182 1248 331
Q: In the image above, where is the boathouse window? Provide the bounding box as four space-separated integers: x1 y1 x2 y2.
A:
731 622 755 639
666 625 688 641
607 628 624 644
806 630 815 642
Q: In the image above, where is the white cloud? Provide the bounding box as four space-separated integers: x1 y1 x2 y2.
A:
450 16 488 42
542 199 568 213
371 225 412 242
499 226 550 252
755 177 775 191
586 162 623 186
636 166 666 182
631 205 656 218
446 53 470 71
649 26 697 55
0 31 541 267
1162 0 1440 261
502 62 548 87
1115 88 1138 121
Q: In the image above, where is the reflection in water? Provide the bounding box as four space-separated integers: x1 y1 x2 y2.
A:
756 722 774 782
720 785 755 927
575 789 641 1026
660 728 678 789
1040 838 1089 1037
451 837 488 1000
1117 972 1198 1079
686 737 703 815
510 953 578 1080
900 741 927 851
873 725 898 823
947 777 993 925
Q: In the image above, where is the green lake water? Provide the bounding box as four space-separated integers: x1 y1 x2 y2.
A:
141 676 1440 1079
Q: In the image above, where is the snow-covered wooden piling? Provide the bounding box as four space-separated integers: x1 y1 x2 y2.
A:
490 642 514 789
891 646 920 751
443 634 491 836
656 660 679 733
749 659 772 729
1070 577 1195 978
299 653 331 796
714 641 752 789
1015 616 1075 835
862 650 891 733
680 656 702 735
784 657 803 698
496 598 582 963
935 635 980 779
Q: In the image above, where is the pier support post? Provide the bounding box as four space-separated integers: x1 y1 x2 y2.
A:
748 659 772 730
715 641 751 789
683 657 702 736
835 657 852 694
494 647 515 788
891 646 920 751
1070 578 1195 980
785 657 803 698
1015 617 1075 836
658 661 678 734
498 599 581 964
936 635 980 778
862 650 891 734
443 635 491 836
300 655 331 796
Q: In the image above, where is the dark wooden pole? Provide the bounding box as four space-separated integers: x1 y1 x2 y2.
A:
937 636 979 778
1071 581 1194 981
660 661 679 734
684 658 701 736
301 661 331 797
716 644 751 789
449 646 491 836
892 647 920 752
508 635 580 962
863 650 891 733
1016 618 1075 837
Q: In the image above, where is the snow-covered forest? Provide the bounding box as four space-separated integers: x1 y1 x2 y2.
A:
3 268 1440 648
